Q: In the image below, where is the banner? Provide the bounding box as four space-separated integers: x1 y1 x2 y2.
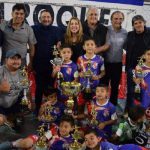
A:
83 0 144 6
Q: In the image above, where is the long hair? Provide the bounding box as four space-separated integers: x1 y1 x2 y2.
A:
65 17 83 45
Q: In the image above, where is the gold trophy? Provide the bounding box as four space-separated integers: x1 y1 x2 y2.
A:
20 66 30 107
61 82 81 115
36 124 47 150
90 102 99 126
134 56 144 93
83 59 93 93
69 126 82 150
50 45 64 88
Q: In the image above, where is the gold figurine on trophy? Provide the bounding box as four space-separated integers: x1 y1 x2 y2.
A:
36 124 47 150
69 126 82 150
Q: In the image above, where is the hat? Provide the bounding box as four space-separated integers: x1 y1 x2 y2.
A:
132 15 146 26
6 50 21 58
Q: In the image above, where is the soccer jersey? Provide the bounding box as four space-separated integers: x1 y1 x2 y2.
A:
60 61 78 82
77 54 104 89
50 134 73 150
100 142 145 150
88 99 117 138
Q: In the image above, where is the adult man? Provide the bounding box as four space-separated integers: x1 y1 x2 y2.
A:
82 7 108 54
0 49 28 125
0 4 36 67
32 10 62 115
126 15 150 109
104 11 127 105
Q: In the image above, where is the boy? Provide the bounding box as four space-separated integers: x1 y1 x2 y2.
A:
114 105 147 146
133 49 150 108
87 84 117 139
0 115 74 150
84 129 147 150
38 87 65 125
52 44 78 83
77 37 105 104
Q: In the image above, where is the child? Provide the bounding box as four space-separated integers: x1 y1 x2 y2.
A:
77 37 105 104
84 129 147 150
87 84 117 139
133 49 150 108
114 105 148 146
52 44 78 83
0 115 74 150
38 87 65 125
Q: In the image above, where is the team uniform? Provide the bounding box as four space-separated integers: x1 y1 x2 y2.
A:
99 141 147 150
87 98 117 139
77 54 104 89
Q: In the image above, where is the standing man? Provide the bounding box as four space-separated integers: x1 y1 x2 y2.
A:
82 7 108 54
126 15 150 109
104 11 127 105
0 4 36 67
32 10 62 115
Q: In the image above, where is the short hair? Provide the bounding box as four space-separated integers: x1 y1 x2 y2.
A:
43 87 58 97
84 128 99 137
110 11 125 21
40 9 51 17
12 4 26 13
60 44 72 52
128 105 145 122
86 7 99 18
132 15 146 26
96 84 109 91
83 36 96 45
60 115 75 126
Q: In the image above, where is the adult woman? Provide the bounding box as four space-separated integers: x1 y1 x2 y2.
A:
64 17 85 63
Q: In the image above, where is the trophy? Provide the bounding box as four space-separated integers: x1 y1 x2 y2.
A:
90 102 99 126
134 56 144 93
20 66 30 109
83 59 93 93
61 82 81 115
36 124 47 150
50 45 64 88
69 126 82 150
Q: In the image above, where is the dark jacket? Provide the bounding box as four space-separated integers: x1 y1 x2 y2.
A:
126 27 150 71
82 21 107 47
0 29 3 46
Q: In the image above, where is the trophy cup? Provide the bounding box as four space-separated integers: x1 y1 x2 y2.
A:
20 66 30 110
83 59 93 93
69 126 82 150
50 45 64 88
134 56 144 93
90 102 99 126
36 124 47 150
61 82 81 115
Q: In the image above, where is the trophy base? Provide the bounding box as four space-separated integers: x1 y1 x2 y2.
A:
35 145 47 150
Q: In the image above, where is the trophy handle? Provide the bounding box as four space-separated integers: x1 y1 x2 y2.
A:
50 60 55 65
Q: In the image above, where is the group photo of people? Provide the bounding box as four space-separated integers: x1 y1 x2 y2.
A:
0 2 150 150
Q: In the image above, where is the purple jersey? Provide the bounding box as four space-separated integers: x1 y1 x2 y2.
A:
140 65 150 108
90 99 117 138
61 61 78 82
77 54 104 89
50 134 73 150
100 142 143 150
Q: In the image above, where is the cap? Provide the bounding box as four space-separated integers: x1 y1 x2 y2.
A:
132 15 146 26
6 50 21 58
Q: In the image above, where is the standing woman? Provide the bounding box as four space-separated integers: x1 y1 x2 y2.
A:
104 11 127 105
64 17 86 63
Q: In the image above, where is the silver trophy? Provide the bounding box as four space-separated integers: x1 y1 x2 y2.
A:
50 45 64 87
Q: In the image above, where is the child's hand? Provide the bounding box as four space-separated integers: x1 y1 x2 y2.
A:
133 77 142 84
79 72 84 77
53 65 61 73
98 122 106 130
92 75 99 80
0 114 6 126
